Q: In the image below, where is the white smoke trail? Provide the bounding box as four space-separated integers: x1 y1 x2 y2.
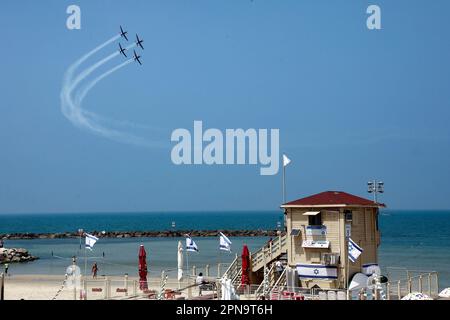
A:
69 43 136 93
69 51 119 93
63 35 120 85
60 37 162 147
77 59 132 103
61 35 120 121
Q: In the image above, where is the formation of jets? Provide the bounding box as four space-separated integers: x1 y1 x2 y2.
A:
119 26 144 65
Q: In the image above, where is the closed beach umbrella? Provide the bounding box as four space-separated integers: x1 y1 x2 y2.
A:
241 245 250 286
138 245 148 290
177 241 184 282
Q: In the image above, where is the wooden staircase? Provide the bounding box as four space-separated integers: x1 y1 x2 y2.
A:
220 234 288 292
222 255 242 286
250 234 288 272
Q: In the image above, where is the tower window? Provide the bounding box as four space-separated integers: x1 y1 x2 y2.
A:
308 212 322 226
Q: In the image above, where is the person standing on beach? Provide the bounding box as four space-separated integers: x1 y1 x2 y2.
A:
91 262 98 279
196 272 206 296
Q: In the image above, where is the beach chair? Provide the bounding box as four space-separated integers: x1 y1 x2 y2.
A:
165 289 177 299
293 293 305 300
318 291 327 300
144 289 156 299
327 291 337 300
337 291 347 300
270 291 280 300
282 291 295 300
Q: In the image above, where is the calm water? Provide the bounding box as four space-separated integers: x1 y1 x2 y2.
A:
1 210 449 288
0 211 284 234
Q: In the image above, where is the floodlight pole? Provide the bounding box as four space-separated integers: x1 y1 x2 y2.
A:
346 233 350 300
368 180 384 203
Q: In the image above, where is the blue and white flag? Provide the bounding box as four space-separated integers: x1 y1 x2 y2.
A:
85 233 99 250
219 232 232 252
348 238 363 262
297 264 338 279
186 236 199 252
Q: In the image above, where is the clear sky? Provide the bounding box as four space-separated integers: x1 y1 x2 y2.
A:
1 0 450 213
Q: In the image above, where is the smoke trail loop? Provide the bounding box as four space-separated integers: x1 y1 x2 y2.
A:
61 35 163 148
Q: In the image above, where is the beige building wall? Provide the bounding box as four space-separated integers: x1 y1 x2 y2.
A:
286 206 380 289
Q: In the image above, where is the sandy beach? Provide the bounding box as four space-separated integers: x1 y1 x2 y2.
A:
2 274 207 300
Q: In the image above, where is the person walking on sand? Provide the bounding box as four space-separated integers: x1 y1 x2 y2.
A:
91 262 98 279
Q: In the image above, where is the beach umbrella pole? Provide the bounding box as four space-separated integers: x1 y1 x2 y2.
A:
186 251 189 278
84 246 87 278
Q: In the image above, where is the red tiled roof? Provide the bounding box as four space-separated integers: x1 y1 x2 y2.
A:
282 191 386 207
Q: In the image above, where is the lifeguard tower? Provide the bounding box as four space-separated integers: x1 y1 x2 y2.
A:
281 190 385 289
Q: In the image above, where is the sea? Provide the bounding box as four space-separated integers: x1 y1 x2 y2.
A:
0 210 449 289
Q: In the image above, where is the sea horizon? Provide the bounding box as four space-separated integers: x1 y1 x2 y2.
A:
1 208 450 216
1 210 449 290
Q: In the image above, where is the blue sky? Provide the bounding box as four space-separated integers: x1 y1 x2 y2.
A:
1 0 449 213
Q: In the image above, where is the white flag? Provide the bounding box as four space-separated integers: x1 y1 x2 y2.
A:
85 233 99 250
219 232 232 252
348 238 363 262
186 236 199 252
283 154 291 167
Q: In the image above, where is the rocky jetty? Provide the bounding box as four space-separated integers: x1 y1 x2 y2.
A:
0 229 283 240
0 248 39 264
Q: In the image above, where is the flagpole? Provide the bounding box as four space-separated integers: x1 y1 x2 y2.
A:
346 237 350 300
282 159 286 204
186 250 189 279
84 241 87 280
218 243 222 278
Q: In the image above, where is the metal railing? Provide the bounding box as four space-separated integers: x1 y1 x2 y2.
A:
268 267 287 299
83 276 219 300
383 271 439 300
254 263 277 298
222 255 240 280
229 283 347 300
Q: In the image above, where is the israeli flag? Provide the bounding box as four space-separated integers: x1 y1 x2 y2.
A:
186 236 199 252
219 232 232 252
348 238 363 263
297 264 338 279
85 233 99 250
